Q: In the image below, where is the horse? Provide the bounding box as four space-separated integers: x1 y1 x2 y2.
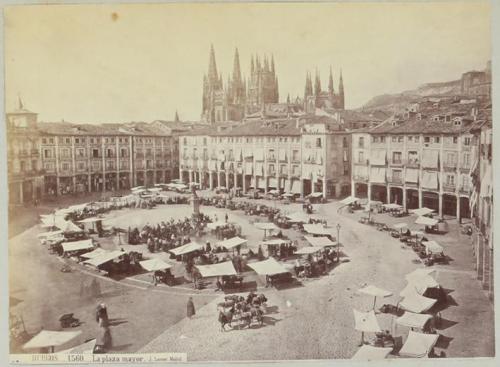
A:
216 300 235 310
239 307 264 328
251 294 268 307
224 295 242 303
218 307 235 332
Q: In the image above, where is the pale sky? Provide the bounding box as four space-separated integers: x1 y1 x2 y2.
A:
4 1 491 123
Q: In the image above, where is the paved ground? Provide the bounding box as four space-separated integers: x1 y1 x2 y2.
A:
8 192 495 359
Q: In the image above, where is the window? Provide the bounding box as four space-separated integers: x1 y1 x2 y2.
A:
407 136 413 142
454 120 462 126
65 138 70 144
77 148 85 157
268 149 275 160
316 138 322 148
292 165 300 176
413 136 419 143
462 175 470 189
121 148 127 157
77 162 86 171
435 137 440 144
343 164 349 176
424 137 430 143
20 161 26 172
358 151 364 163
446 152 457 166
280 164 287 174
464 137 471 146
343 151 348 162
44 162 54 171
343 137 348 147
292 150 299 161
49 138 54 144
42 138 47 144
392 136 397 142
92 161 100 170
380 136 386 143
407 151 418 164
446 174 455 186
392 151 402 164
453 137 458 144
358 137 365 148
463 153 470 167
92 149 99 158
62 163 70 171
269 164 275 174
398 136 403 143
183 137 187 145
372 136 379 143
393 169 402 181
107 148 113 157
61 148 70 158
44 149 51 158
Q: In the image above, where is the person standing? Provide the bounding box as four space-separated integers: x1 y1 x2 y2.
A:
187 297 195 319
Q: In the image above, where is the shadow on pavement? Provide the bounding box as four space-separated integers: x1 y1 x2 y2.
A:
435 334 454 349
435 318 458 331
108 318 128 327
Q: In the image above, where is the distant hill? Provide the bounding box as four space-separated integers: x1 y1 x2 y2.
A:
361 79 462 112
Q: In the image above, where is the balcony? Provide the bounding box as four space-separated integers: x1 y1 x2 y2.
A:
267 157 276 163
443 183 456 192
443 162 457 170
355 159 368 165
353 175 369 182
390 160 403 167
405 160 420 168
388 176 403 185
459 186 472 195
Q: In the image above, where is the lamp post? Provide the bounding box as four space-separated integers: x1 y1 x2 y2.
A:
336 223 341 263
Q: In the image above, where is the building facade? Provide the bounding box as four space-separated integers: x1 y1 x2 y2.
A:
179 117 351 198
351 99 489 219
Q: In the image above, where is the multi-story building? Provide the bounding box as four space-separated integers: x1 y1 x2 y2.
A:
178 116 351 198
470 120 493 300
351 100 488 219
6 100 44 204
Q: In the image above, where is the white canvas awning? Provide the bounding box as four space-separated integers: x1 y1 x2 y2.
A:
140 258 173 272
286 212 311 223
396 312 432 330
351 345 392 360
399 331 439 358
405 168 419 183
353 309 381 333
416 216 438 226
304 236 336 247
341 196 360 205
422 240 444 254
369 167 386 183
303 224 331 236
62 239 94 253
421 150 439 169
84 250 126 267
308 192 323 198
411 207 435 216
295 246 324 255
247 258 290 276
67 203 89 212
358 285 393 298
393 223 408 229
23 330 82 350
254 148 264 161
169 242 203 256
58 339 96 354
421 171 438 190
217 236 247 249
383 203 402 210
244 162 253 175
262 238 292 246
399 292 437 313
405 268 436 282
37 230 63 239
131 186 146 191
370 149 387 165
80 248 107 259
255 222 279 231
196 261 237 278
207 221 228 230
57 220 83 233
255 163 264 177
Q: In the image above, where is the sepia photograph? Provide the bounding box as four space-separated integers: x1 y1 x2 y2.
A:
3 0 496 363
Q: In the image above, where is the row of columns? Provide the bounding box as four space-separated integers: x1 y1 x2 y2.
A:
183 169 330 198
472 231 494 301
352 181 463 218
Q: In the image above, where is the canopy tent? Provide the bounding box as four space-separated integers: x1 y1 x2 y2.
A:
399 292 437 313
399 330 439 358
148 187 162 193
262 238 292 246
393 223 408 229
304 236 336 247
61 239 94 253
58 338 96 354
67 203 90 212
23 330 82 351
37 230 63 239
169 242 203 256
286 212 311 224
353 309 381 333
308 192 323 198
410 230 425 237
78 217 102 223
207 221 228 230
131 185 146 191
422 240 444 254
268 189 280 195
80 248 107 259
57 220 83 233
396 312 432 330
40 214 66 228
247 258 290 276
54 208 72 216
254 222 279 231
217 236 247 250
295 246 324 255
400 275 440 297
341 196 360 205
303 224 331 236
140 258 173 272
416 216 438 226
84 250 125 267
196 261 237 278
411 207 435 216
351 345 393 360
358 285 393 310
383 203 402 210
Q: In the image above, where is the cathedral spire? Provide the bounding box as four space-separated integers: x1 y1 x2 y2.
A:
271 54 275 74
208 44 218 84
174 110 180 122
314 69 321 96
18 95 24 110
339 68 345 109
232 47 242 84
304 72 313 98
328 66 334 95
250 55 255 74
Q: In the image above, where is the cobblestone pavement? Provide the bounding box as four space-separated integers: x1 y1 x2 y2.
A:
9 193 494 358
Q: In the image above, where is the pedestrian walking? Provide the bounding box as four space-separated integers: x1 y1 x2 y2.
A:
187 297 195 319
225 213 229 223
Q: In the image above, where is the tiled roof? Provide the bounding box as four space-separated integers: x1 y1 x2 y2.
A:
37 121 171 136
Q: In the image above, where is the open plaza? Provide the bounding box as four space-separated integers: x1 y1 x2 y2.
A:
8 185 494 360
